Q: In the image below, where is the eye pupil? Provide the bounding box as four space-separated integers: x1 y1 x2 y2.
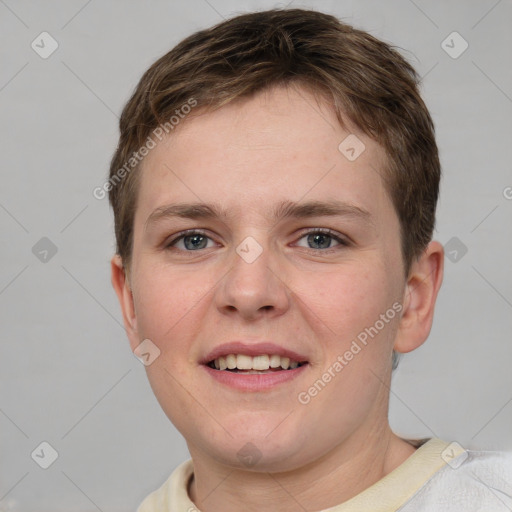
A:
184 234 207 250
308 233 331 249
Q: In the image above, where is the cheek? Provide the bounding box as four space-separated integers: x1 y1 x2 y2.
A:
294 261 394 342
131 263 212 345
132 265 213 427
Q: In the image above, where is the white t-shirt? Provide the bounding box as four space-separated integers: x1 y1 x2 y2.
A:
137 438 512 511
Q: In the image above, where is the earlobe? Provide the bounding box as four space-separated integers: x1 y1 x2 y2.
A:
110 255 139 350
394 241 444 354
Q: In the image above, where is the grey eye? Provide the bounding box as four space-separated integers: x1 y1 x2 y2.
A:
307 232 334 249
295 230 343 250
168 232 215 251
183 234 209 250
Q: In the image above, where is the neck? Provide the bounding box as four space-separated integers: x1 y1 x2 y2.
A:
188 425 417 512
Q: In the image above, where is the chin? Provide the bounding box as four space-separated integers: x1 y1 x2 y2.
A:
198 422 311 472
208 442 306 473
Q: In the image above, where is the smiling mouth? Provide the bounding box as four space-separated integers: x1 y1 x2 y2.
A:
207 354 308 373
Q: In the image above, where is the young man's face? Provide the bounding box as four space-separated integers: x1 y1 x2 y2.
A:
112 85 439 472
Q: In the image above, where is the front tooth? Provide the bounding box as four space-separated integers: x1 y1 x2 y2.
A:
252 355 270 370
236 354 253 370
269 355 281 368
213 354 299 371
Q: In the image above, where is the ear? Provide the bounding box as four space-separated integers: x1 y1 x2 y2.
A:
394 240 444 354
111 255 139 352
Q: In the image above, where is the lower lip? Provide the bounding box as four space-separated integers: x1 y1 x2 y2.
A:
202 364 308 391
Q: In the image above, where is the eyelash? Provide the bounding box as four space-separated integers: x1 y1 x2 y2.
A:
165 228 349 254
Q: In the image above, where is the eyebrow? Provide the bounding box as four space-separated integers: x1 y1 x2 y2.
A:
144 199 374 230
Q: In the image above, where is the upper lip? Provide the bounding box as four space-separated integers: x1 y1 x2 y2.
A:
201 341 309 364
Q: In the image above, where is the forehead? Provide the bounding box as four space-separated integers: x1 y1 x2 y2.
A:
136 85 391 224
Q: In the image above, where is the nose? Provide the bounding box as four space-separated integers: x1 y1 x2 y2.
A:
215 239 290 321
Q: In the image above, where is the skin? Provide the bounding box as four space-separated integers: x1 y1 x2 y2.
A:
112 84 444 511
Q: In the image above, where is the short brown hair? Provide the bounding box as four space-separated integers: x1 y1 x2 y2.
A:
109 8 440 276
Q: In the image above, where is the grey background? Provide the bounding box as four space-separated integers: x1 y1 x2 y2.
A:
1 0 511 510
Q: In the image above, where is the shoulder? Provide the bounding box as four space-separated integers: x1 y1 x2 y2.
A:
136 459 195 512
401 447 512 511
